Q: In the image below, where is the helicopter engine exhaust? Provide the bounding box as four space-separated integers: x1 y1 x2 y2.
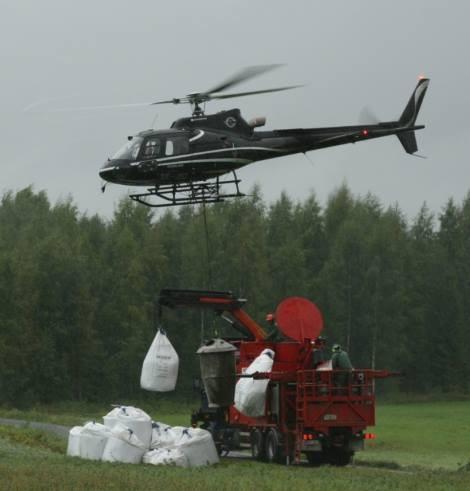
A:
248 116 266 128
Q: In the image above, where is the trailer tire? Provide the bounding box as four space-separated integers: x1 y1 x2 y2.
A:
229 428 241 450
265 429 283 464
327 448 353 466
306 451 324 467
250 429 265 461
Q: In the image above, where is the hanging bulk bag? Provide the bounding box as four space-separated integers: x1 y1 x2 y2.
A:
234 348 275 417
140 329 179 392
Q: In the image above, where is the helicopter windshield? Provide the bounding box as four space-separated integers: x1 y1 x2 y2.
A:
112 137 143 160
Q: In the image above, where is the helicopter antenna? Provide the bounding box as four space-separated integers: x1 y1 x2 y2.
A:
303 151 315 167
150 111 159 129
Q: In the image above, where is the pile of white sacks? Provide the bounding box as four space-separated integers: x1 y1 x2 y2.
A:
66 405 219 468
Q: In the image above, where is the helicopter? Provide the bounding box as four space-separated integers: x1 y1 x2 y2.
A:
99 65 429 207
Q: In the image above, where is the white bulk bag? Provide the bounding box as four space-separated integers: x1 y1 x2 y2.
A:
151 426 187 449
116 406 152 449
103 406 152 449
79 422 111 461
174 428 219 467
102 423 147 464
143 448 189 467
66 426 83 457
150 421 171 449
140 329 179 392
316 359 332 371
103 406 122 430
234 348 275 418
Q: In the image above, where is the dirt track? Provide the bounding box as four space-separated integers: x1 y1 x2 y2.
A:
0 417 70 439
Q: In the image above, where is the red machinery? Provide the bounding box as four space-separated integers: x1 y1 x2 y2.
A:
158 288 396 466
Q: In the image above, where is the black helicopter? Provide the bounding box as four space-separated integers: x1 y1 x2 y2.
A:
99 65 429 207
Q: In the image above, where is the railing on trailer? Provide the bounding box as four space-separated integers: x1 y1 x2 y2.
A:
250 368 397 463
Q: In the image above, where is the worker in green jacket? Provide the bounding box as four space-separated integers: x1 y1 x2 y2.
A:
331 344 353 390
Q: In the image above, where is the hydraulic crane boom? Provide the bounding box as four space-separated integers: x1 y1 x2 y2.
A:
158 288 268 341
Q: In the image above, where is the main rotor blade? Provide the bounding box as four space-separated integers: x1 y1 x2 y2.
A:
37 102 155 113
23 95 79 113
151 98 183 105
209 85 304 101
204 64 284 95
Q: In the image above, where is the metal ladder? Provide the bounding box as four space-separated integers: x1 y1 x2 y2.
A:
294 371 306 464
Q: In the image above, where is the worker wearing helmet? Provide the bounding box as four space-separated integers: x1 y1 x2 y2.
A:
331 344 353 390
265 312 284 341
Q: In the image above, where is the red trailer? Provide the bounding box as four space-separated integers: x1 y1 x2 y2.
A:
158 288 396 465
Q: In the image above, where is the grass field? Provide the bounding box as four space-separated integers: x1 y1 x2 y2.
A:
0 399 194 427
1 401 470 490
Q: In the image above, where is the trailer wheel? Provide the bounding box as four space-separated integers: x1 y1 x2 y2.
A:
326 448 353 466
250 429 265 461
229 428 241 450
305 451 324 467
265 429 283 464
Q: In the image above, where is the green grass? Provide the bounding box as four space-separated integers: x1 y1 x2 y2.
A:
0 425 65 454
0 399 193 427
357 401 470 470
1 426 470 491
1 401 470 490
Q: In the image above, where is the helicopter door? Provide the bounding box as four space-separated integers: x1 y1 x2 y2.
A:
165 136 189 156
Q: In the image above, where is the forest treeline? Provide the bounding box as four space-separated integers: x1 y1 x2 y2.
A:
0 185 469 405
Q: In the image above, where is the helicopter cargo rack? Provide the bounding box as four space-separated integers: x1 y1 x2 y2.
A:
129 171 245 208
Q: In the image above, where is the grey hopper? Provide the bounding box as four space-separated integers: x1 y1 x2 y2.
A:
197 339 237 407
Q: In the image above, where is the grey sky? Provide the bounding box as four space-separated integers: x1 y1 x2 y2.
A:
2 0 469 220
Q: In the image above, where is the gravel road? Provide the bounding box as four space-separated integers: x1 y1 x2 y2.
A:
0 417 70 439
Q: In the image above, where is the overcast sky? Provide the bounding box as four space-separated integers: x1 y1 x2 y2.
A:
2 0 469 221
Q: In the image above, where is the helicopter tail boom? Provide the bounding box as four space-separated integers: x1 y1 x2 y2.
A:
395 77 429 154
396 130 419 154
399 77 429 127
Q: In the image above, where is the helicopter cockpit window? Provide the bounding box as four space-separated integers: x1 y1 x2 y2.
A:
165 136 189 156
142 138 162 159
112 137 143 161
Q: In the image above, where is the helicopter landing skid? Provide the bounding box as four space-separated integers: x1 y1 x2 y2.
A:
129 172 245 208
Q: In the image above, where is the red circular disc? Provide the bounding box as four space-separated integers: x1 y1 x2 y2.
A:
275 297 323 342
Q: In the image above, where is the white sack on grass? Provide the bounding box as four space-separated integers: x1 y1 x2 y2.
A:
143 448 189 467
149 425 190 451
173 428 219 467
234 348 275 418
103 406 152 449
79 422 111 461
101 423 147 464
66 426 83 457
103 407 122 430
150 421 171 449
140 329 179 392
150 426 187 449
